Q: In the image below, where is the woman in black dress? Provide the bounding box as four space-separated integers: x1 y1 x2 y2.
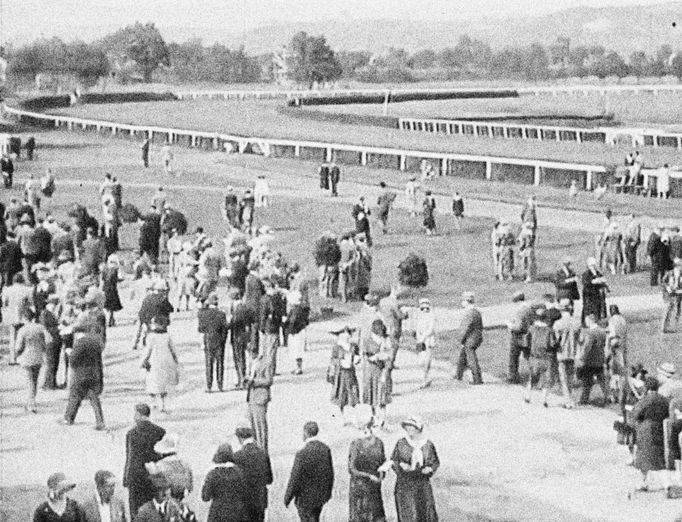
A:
391 416 439 522
202 443 249 522
349 404 387 522
100 254 123 327
33 473 83 522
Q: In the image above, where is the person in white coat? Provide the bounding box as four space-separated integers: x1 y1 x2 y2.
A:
414 298 436 388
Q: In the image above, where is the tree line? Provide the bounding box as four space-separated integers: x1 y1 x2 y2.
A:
5 24 682 88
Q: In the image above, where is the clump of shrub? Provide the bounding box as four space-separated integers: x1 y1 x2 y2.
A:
398 253 429 288
314 233 341 266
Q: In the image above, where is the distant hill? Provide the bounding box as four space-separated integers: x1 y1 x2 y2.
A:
211 2 682 55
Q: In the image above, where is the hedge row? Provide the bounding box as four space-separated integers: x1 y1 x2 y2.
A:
289 89 519 106
279 106 398 129
18 91 177 112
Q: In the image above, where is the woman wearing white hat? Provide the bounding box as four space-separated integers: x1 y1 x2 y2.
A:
388 416 439 521
146 432 194 507
101 254 123 328
414 298 435 389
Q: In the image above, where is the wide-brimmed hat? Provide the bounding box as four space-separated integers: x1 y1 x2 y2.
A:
419 298 431 308
107 254 120 265
461 291 475 303
354 404 374 430
558 298 572 311
213 443 235 464
57 250 73 262
152 280 168 292
235 426 254 439
329 324 356 335
47 472 76 494
154 432 180 455
658 362 677 378
401 416 424 432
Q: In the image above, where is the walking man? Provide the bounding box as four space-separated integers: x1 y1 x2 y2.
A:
123 403 165 518
259 279 287 376
197 292 228 392
284 421 334 522
376 182 397 234
378 285 407 367
648 226 670 286
329 161 340 197
454 291 483 385
245 352 273 454
234 426 273 522
577 314 609 406
623 214 641 273
141 138 150 168
662 258 682 333
63 324 105 430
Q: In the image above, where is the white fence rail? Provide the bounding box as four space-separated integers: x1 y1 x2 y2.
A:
3 103 608 189
398 117 682 150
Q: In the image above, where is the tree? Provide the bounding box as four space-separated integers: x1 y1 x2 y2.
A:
671 52 682 80
286 32 341 87
337 50 371 78
591 51 628 79
523 43 550 81
100 22 170 82
408 49 437 69
65 42 108 84
628 51 649 79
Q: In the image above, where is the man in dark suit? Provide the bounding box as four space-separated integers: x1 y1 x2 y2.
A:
258 279 287 375
234 426 273 522
555 258 580 303
648 226 671 286
63 325 105 430
245 353 273 454
284 421 334 522
581 257 608 324
197 292 228 392
132 474 183 522
81 470 128 522
329 161 340 197
123 403 166 518
454 291 484 385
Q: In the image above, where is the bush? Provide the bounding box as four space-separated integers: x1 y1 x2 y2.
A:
398 253 429 288
314 234 341 266
119 203 142 223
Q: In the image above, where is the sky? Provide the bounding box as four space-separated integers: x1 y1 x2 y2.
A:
0 0 676 44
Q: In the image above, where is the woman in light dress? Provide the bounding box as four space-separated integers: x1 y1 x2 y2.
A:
142 316 179 412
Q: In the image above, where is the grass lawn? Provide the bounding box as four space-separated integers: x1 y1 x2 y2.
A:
302 90 682 129
6 130 653 314
50 99 682 169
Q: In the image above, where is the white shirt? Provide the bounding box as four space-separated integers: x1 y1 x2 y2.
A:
97 495 112 522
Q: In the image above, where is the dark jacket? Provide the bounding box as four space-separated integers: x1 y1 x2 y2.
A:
457 307 483 350
131 498 182 522
197 307 228 352
123 420 166 497
33 226 52 263
284 439 334 511
234 442 273 516
258 293 286 334
555 266 580 301
70 334 104 394
202 465 249 522
648 232 671 267
138 294 173 326
578 327 606 368
0 239 22 277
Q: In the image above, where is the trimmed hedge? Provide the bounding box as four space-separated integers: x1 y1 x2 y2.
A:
18 91 177 112
279 106 398 129
290 89 519 106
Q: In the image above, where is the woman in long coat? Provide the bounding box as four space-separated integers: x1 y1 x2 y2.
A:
330 326 360 421
202 443 248 522
142 316 179 412
100 255 123 327
422 191 437 235
632 376 670 491
362 319 392 428
581 257 608 324
348 405 387 522
391 416 440 522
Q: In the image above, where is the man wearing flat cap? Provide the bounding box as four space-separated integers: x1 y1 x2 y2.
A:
234 426 273 522
197 292 228 392
454 292 483 385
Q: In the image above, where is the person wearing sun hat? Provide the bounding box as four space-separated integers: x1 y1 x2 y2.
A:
329 324 361 423
144 432 194 504
389 415 440 521
414 297 436 388
348 403 386 521
33 472 82 522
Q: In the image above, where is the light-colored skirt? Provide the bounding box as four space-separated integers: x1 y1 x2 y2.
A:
145 333 179 395
289 329 307 360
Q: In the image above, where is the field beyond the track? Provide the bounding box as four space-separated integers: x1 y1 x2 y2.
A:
51 97 682 169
